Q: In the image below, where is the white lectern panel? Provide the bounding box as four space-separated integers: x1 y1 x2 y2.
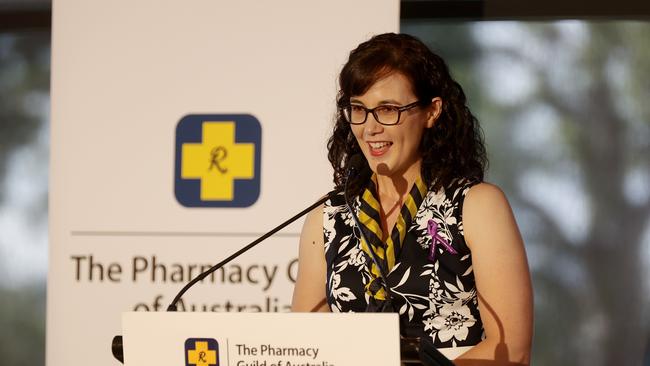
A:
123 312 400 365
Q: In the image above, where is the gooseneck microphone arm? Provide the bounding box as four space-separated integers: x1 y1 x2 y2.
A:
166 188 342 311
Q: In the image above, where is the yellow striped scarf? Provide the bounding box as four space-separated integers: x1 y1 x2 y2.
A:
358 174 428 300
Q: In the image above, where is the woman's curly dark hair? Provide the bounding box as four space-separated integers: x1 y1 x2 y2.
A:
327 33 487 196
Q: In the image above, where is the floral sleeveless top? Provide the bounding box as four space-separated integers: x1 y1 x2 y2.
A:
323 179 484 348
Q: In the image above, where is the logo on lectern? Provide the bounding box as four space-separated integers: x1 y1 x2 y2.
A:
185 338 219 366
174 114 262 207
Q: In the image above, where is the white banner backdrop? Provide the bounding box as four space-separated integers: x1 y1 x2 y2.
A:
47 0 399 365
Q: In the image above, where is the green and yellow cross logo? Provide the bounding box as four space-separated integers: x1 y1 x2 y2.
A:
175 115 261 207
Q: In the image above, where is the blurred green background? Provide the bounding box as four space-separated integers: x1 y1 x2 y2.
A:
1 6 649 366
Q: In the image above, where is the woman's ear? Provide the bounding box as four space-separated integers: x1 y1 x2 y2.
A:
426 97 443 128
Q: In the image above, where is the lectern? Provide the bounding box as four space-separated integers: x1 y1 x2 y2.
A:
118 312 401 365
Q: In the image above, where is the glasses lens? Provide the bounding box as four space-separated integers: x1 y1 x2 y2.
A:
375 105 399 125
346 105 367 124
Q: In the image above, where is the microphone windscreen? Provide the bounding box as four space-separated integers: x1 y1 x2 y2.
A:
347 153 365 176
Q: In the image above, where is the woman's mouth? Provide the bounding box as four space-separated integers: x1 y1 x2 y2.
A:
368 141 392 157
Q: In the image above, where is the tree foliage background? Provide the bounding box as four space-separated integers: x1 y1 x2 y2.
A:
403 20 650 365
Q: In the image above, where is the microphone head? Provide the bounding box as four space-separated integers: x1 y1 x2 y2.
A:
347 153 366 177
344 153 370 202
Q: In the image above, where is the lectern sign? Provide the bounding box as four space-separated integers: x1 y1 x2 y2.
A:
123 312 401 366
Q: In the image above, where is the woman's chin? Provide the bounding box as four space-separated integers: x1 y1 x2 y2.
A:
373 162 394 176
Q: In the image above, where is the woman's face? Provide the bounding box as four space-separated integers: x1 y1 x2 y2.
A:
349 72 438 180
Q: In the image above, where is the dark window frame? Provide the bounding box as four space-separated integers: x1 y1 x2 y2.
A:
1 1 650 32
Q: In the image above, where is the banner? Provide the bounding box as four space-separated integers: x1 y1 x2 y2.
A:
48 0 399 365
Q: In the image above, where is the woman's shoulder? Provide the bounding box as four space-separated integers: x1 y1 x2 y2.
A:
462 182 519 251
463 181 508 209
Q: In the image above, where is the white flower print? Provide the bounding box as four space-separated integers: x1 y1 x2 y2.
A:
390 266 429 321
329 273 357 304
323 227 333 252
444 276 476 304
432 282 445 302
429 301 477 343
423 317 436 331
347 246 366 267
437 202 457 226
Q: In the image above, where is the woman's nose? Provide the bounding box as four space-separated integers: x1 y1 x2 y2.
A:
364 112 384 135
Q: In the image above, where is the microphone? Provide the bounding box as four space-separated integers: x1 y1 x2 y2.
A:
343 153 370 204
111 188 342 363
346 153 366 180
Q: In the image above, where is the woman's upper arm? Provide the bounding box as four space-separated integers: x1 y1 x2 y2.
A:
291 203 330 312
460 183 533 363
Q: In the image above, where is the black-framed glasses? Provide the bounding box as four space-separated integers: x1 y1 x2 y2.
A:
342 100 423 125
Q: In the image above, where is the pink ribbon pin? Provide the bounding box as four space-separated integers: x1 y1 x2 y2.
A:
427 219 457 262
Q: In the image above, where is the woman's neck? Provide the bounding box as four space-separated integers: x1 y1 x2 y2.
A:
373 162 422 235
374 162 422 204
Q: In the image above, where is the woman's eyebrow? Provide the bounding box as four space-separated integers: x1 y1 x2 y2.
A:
349 98 402 105
376 99 402 105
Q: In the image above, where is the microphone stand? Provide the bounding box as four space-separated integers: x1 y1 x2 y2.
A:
111 188 342 364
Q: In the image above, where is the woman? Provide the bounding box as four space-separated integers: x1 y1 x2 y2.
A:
292 33 533 365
